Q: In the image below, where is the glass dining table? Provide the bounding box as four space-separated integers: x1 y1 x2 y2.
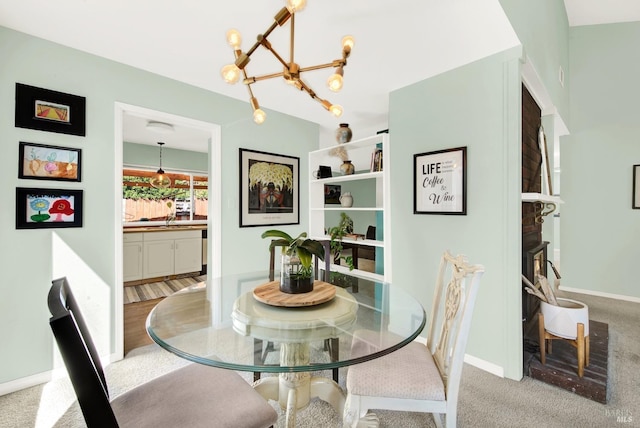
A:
146 271 426 427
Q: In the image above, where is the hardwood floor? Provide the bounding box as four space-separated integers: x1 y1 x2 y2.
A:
124 297 163 354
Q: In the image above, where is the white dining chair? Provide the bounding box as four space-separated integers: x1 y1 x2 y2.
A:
343 251 484 427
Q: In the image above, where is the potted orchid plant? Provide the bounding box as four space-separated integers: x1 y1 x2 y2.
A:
261 229 325 294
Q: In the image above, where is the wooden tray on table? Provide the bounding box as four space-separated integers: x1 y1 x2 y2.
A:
252 280 336 307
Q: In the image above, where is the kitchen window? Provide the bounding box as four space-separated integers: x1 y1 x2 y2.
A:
122 168 208 224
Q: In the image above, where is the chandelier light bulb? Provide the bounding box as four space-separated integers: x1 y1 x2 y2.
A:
221 64 241 84
327 72 344 92
226 29 242 49
329 104 343 118
286 0 307 13
342 35 355 50
253 108 267 124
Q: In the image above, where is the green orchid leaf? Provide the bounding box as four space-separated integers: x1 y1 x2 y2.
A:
296 247 313 268
261 229 293 242
268 239 291 252
293 232 308 241
261 229 324 265
299 239 325 262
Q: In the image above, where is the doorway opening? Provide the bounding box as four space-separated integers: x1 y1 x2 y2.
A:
114 103 221 358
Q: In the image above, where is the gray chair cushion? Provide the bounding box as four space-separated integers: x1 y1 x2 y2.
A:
347 332 445 401
111 362 278 428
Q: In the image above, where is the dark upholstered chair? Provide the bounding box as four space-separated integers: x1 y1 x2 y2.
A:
48 277 278 428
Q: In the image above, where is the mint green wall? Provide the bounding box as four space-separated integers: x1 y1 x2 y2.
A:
499 0 570 119
0 26 317 384
562 22 640 299
124 142 208 172
389 47 524 379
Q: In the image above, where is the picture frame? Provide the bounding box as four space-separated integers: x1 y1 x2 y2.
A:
15 83 86 136
324 184 342 205
633 165 640 209
414 146 467 215
16 187 83 229
239 148 299 227
315 165 332 179
18 141 82 182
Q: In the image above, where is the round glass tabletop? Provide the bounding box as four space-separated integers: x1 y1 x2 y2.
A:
146 271 426 373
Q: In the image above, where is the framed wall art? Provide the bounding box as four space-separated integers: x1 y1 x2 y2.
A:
18 142 82 182
15 83 86 136
239 148 299 227
414 146 467 215
633 165 640 209
16 187 83 229
324 184 341 205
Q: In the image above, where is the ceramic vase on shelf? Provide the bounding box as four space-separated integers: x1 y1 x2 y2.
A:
340 192 353 208
335 123 353 144
340 160 355 175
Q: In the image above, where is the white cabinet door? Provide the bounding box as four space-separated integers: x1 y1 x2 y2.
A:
123 242 143 281
143 240 175 278
174 238 203 275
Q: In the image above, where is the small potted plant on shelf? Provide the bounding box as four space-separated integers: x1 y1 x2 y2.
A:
261 229 325 294
327 212 355 271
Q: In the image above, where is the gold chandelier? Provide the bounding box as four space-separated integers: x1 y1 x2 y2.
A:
220 0 354 124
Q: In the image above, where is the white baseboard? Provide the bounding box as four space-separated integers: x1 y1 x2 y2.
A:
464 354 505 378
1 351 122 397
413 336 505 378
0 371 52 396
559 286 640 304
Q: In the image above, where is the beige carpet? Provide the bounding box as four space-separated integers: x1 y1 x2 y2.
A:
1 287 637 427
123 274 206 304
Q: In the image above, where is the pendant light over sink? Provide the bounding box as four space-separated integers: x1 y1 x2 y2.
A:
150 142 171 189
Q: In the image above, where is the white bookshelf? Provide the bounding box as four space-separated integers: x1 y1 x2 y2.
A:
309 134 391 282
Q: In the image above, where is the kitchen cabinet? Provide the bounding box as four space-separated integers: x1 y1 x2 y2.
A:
142 230 202 278
174 236 204 274
123 233 143 281
122 229 202 281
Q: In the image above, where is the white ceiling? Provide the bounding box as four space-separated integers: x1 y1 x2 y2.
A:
563 0 640 26
1 1 638 152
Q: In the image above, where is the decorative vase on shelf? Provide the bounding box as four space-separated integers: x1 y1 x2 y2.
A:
340 160 355 175
335 123 353 144
339 192 353 208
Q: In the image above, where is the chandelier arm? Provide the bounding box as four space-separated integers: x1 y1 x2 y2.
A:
290 12 295 66
245 7 291 59
295 79 318 99
298 61 345 73
243 69 254 97
261 42 290 70
243 71 287 84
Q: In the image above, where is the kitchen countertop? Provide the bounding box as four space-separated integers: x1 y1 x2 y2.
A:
123 224 207 233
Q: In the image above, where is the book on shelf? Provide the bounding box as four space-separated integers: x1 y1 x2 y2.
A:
370 148 383 172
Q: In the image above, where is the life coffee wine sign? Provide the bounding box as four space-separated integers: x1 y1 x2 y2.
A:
413 147 466 215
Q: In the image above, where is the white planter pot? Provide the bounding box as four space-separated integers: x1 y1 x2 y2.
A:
540 298 589 339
